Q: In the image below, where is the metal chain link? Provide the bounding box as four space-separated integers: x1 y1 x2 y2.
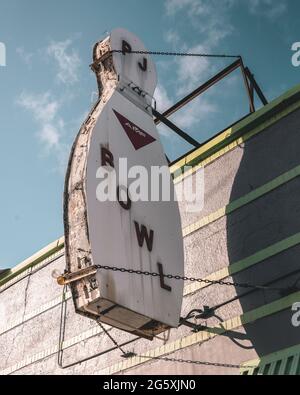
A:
95 264 282 292
97 325 254 370
110 49 241 59
95 334 254 370
138 355 253 369
97 320 128 357
97 319 250 370
93 49 241 72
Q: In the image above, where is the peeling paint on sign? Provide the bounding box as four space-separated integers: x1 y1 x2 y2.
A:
64 29 184 339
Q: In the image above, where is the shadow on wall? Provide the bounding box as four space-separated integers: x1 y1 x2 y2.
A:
227 107 300 358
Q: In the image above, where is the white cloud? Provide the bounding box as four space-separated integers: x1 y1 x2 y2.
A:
175 45 211 95
39 123 60 148
172 97 218 129
247 0 287 19
165 0 286 41
164 30 181 46
17 91 62 150
165 0 235 43
161 0 236 150
155 85 173 112
16 90 87 173
163 0 286 98
46 39 81 85
164 0 237 96
154 82 217 140
165 0 209 17
154 85 174 137
16 47 33 67
157 0 287 156
15 38 84 173
166 0 287 18
17 92 59 124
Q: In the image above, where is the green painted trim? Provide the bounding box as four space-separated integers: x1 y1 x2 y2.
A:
171 83 300 181
241 344 300 375
0 240 65 288
183 163 300 237
184 232 300 296
228 232 300 276
241 292 300 326
226 165 300 215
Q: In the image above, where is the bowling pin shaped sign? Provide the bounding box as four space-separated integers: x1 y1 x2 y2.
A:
64 29 184 339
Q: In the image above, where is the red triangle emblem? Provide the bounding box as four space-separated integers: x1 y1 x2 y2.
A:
113 110 156 150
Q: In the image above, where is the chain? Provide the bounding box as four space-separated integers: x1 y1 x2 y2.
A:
97 324 253 369
95 264 282 292
138 355 253 369
97 320 128 357
110 49 241 59
94 331 253 370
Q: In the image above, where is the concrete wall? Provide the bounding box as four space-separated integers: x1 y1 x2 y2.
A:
1 86 300 375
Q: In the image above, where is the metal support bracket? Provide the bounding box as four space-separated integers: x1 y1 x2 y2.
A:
179 306 215 333
55 265 97 286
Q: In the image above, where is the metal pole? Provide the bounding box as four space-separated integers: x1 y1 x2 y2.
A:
239 58 255 113
153 108 201 148
154 59 242 124
245 67 268 106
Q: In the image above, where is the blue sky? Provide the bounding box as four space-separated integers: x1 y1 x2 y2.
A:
0 0 299 269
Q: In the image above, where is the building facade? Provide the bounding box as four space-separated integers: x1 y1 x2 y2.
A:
1 83 300 375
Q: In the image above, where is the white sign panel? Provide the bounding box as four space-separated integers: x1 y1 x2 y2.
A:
64 28 184 339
